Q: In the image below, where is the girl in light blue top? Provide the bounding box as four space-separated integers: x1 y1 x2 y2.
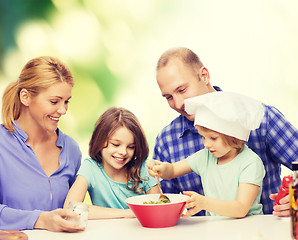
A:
64 107 159 218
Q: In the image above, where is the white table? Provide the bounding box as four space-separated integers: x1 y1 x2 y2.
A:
24 215 292 240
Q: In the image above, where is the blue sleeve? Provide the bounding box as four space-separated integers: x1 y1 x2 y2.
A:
266 106 298 168
0 205 42 230
239 156 265 186
67 136 82 187
78 158 95 188
186 149 208 175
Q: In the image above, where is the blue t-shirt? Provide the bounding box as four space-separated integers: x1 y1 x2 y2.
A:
187 145 265 216
78 158 157 209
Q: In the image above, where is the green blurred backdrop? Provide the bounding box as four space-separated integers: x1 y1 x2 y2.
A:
1 0 298 169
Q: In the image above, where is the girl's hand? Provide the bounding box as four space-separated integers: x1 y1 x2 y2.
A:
270 193 290 217
146 159 163 177
34 209 85 232
182 191 204 218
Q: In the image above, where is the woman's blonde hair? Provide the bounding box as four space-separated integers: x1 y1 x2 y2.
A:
196 125 245 153
2 56 73 133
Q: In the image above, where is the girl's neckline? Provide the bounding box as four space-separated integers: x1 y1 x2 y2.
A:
98 163 127 184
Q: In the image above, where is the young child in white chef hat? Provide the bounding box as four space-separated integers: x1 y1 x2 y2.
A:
147 91 266 218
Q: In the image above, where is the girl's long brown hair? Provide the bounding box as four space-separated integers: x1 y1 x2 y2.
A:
89 107 149 193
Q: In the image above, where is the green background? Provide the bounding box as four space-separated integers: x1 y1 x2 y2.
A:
1 0 297 171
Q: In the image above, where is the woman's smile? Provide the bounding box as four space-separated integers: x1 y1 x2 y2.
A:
49 115 60 122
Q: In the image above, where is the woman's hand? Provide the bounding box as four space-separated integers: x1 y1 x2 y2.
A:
270 193 290 217
34 208 85 232
182 191 204 218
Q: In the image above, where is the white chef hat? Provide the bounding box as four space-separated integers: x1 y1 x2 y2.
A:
184 92 265 141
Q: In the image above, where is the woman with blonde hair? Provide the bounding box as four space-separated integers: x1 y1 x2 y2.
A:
0 56 83 232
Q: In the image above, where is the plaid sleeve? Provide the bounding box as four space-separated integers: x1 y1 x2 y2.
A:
266 105 298 168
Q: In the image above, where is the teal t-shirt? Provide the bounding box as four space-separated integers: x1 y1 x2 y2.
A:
78 158 157 209
187 145 265 216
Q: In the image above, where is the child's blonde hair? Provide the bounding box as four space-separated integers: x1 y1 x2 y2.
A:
196 125 245 153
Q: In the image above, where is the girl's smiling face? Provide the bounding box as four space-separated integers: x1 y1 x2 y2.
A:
25 82 72 133
101 126 136 176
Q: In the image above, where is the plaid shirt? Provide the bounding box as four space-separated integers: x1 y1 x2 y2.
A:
153 102 298 215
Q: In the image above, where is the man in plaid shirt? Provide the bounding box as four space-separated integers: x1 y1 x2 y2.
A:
153 47 298 216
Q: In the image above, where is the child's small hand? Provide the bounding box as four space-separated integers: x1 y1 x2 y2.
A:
182 191 204 218
146 159 162 177
146 160 174 180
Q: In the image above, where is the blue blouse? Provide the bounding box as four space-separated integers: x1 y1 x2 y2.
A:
0 123 81 230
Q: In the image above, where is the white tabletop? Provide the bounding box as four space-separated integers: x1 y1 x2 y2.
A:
24 215 292 240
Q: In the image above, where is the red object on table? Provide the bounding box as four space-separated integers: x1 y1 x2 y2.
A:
274 175 293 207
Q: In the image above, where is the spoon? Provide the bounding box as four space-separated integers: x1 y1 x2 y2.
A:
150 159 171 203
